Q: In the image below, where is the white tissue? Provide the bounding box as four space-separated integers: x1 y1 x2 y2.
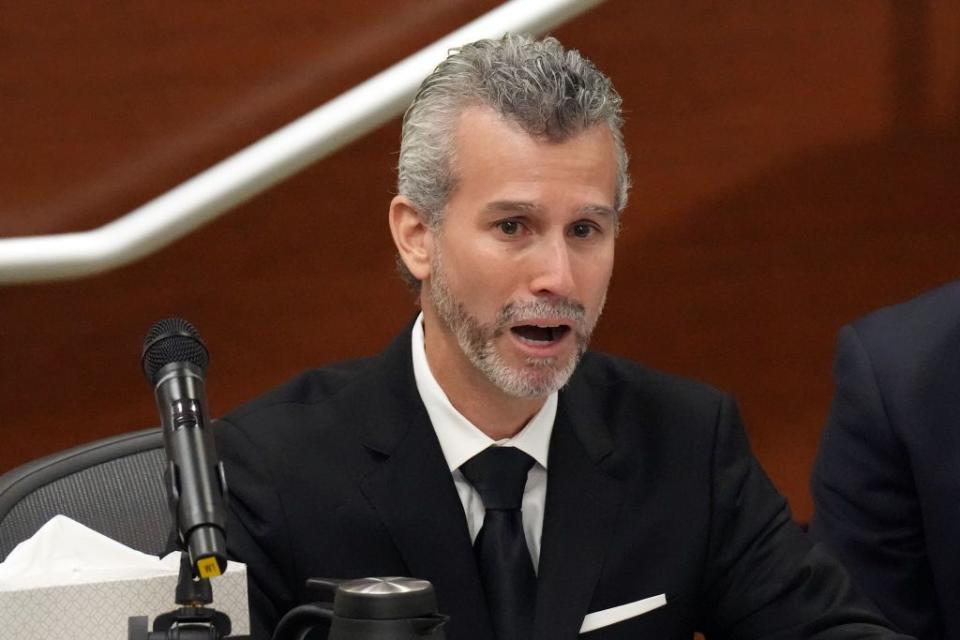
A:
0 515 249 639
0 515 185 590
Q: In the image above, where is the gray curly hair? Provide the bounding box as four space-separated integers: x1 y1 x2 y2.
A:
394 33 630 290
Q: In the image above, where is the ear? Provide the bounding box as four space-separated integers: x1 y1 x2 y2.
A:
388 195 433 282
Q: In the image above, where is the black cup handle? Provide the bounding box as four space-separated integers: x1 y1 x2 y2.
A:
411 614 450 635
271 602 334 640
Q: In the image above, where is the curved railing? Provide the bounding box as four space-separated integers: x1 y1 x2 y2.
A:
0 0 605 284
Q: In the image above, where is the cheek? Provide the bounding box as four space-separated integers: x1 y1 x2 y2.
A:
467 274 518 313
576 253 614 300
444 254 517 313
457 241 517 284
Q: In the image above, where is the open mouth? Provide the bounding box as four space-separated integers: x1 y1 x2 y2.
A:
510 324 571 344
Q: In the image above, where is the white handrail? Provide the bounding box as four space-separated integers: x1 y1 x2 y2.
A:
0 0 606 284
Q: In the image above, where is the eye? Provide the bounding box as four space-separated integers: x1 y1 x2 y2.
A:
496 219 522 235
570 222 598 238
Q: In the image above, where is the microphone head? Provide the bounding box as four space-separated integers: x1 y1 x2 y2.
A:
141 317 210 383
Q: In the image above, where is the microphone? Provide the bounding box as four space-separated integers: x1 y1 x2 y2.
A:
142 317 228 579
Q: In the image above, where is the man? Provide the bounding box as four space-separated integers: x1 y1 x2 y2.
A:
811 280 960 639
217 34 906 639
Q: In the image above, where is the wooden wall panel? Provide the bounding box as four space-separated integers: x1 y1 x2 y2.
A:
2 1 959 523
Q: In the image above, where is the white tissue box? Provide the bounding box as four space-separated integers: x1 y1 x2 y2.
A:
0 516 249 639
0 568 249 640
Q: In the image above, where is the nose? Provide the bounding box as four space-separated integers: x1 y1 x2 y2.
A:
527 233 576 299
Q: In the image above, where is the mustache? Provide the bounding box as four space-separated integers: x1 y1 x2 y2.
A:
496 299 586 327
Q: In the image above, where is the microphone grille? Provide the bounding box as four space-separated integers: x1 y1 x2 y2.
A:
141 317 210 382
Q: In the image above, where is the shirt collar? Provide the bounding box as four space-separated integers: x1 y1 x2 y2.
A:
410 312 555 471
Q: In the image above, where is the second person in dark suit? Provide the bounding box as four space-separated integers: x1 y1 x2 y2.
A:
812 279 960 639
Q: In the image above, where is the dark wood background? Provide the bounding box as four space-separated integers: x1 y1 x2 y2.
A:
2 1 958 522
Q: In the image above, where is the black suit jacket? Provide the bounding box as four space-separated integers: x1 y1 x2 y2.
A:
811 280 960 639
217 328 903 639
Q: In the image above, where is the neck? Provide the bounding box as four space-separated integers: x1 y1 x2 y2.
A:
421 314 546 440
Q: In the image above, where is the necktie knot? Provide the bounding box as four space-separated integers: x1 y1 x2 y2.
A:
460 446 534 511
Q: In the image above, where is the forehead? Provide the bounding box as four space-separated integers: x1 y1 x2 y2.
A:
447 107 619 210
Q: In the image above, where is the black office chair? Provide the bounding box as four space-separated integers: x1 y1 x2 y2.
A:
0 427 171 560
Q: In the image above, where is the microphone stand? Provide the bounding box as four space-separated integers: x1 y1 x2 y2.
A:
127 511 245 639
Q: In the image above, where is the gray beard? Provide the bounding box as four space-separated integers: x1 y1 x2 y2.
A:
428 249 602 398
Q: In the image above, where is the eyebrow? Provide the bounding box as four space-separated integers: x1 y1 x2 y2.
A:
483 200 617 218
580 204 618 219
483 201 539 215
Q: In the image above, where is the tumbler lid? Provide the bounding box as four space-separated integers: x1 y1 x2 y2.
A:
333 577 438 620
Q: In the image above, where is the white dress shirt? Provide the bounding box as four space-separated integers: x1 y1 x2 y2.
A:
410 313 555 570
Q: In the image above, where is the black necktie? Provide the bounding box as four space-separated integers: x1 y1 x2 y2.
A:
460 446 537 640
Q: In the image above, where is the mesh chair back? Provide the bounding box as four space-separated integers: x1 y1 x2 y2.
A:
0 428 171 560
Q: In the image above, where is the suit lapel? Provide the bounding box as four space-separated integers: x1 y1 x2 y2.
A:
352 332 625 640
534 372 626 640
355 329 495 640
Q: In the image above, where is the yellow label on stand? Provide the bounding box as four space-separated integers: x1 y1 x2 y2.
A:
197 556 222 578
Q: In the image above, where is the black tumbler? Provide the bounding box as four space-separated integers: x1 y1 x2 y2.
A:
272 577 448 640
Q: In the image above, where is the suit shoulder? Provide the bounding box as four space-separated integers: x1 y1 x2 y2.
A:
568 353 740 475
853 279 960 341
847 279 960 365
575 351 728 415
223 355 379 423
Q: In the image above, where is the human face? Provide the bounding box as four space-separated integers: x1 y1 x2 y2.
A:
423 107 619 399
